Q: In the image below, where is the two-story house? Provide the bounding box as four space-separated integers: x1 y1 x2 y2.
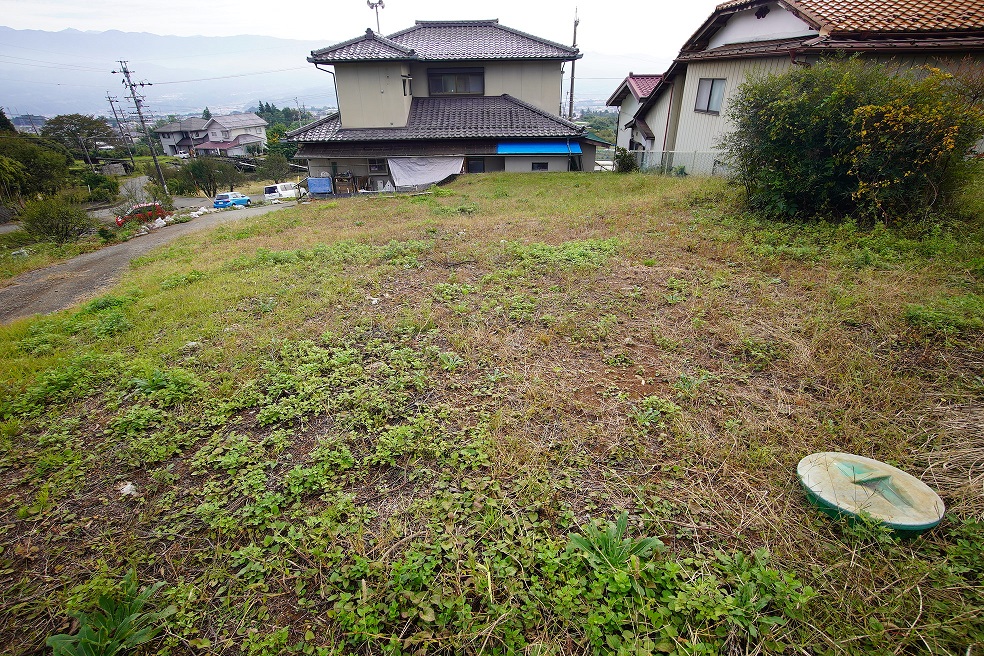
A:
156 113 268 157
196 113 268 157
155 117 209 156
625 0 984 174
287 20 602 190
605 74 662 151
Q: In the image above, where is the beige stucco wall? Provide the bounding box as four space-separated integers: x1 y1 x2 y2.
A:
409 61 564 114
503 156 570 172
335 62 413 129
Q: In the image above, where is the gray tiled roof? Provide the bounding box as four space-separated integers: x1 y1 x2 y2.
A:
309 20 580 63
205 112 267 129
286 95 585 142
309 29 415 62
154 117 209 134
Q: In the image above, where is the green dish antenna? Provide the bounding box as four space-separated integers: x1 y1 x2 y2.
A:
797 452 945 534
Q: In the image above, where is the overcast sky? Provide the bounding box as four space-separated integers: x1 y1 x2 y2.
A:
2 0 721 67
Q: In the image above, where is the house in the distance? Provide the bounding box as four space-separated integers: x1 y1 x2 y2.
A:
605 74 661 151
155 117 209 156
11 114 47 134
287 20 602 191
196 113 268 157
155 113 268 157
629 0 984 174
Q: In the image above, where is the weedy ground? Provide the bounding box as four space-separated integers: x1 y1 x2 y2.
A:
1 172 983 655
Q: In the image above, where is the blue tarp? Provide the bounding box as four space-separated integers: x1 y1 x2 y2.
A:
307 177 333 194
497 141 582 155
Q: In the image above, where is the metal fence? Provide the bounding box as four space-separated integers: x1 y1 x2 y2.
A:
634 151 728 176
594 149 730 176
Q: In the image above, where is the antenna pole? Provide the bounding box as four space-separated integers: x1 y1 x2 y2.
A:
368 0 385 33
115 60 168 195
568 9 579 120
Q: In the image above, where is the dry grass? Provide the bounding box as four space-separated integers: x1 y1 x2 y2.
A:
1 172 983 655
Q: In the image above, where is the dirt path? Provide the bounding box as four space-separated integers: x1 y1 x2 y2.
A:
0 203 298 325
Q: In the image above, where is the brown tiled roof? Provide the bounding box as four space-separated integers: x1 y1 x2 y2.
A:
714 0 984 33
606 74 663 106
309 20 580 64
628 75 663 98
197 134 264 150
677 37 815 61
286 95 584 142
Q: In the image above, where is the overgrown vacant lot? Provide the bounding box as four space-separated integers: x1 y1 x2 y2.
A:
1 173 982 655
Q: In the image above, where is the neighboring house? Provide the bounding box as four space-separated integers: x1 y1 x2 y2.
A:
605 73 661 150
631 0 984 174
155 113 268 157
287 20 603 190
155 117 209 156
12 114 46 134
197 113 268 157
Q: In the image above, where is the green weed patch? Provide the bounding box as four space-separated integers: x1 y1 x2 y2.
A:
1 172 983 655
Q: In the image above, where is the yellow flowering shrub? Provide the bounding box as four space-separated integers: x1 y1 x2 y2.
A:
722 58 984 224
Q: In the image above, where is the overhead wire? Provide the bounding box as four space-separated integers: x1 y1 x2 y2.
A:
151 67 310 85
0 54 109 73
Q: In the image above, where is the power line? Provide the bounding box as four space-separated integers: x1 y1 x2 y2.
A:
0 54 109 72
0 76 107 88
151 66 309 85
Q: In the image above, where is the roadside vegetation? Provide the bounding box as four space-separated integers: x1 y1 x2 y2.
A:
1 171 982 654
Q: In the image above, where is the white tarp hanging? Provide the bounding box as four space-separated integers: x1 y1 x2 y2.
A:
387 156 465 188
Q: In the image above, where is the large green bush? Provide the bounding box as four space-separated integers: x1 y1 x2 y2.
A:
20 196 94 243
722 58 984 224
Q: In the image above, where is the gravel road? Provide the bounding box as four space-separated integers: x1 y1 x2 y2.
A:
0 202 299 325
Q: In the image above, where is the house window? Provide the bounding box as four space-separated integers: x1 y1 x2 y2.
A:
428 68 484 96
531 162 549 171
402 75 413 97
221 130 231 139
368 158 387 174
695 78 726 114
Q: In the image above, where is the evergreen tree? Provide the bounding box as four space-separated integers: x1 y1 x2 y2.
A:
202 107 212 120
0 108 15 133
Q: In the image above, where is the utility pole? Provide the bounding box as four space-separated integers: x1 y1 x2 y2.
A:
568 9 579 121
74 133 96 173
113 60 168 194
106 93 136 167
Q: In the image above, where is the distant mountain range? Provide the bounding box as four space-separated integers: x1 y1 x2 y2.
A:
0 26 664 119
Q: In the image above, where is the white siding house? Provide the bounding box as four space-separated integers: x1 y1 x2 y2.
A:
605 74 662 150
632 0 984 174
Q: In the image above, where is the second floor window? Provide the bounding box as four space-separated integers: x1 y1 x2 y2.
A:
695 78 726 114
428 68 484 96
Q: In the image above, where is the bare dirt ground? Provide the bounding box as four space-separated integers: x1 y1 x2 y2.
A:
0 202 299 324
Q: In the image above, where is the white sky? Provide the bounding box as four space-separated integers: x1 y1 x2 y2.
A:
1 0 720 62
